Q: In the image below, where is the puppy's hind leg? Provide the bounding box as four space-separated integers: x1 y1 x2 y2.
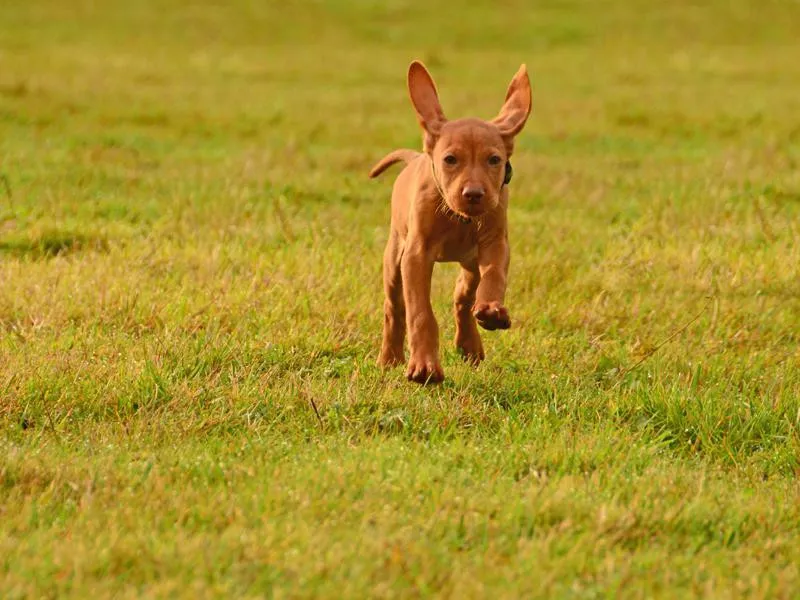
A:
453 261 484 365
378 233 406 367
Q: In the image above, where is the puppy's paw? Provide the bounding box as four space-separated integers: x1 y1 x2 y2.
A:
378 349 405 368
473 302 511 331
405 354 444 384
456 333 485 366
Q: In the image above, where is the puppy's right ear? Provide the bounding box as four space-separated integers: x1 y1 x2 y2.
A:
492 64 532 139
407 61 446 151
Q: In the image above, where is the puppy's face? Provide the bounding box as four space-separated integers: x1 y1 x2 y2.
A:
407 61 532 218
432 119 507 218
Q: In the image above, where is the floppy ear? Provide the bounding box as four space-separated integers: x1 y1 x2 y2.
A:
492 64 532 138
407 60 447 151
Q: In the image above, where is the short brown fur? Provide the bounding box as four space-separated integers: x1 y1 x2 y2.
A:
370 61 532 384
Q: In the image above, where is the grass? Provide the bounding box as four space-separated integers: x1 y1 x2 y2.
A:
2 0 800 597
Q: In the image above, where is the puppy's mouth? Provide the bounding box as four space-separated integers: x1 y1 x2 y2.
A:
441 200 477 222
460 204 486 217
446 199 493 220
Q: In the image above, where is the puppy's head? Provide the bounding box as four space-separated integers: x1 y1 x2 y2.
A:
407 61 532 218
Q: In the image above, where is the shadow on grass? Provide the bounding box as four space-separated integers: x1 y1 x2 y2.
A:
0 231 110 259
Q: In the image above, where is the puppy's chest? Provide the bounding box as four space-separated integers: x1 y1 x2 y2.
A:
434 225 479 263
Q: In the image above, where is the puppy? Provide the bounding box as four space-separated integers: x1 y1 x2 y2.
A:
370 61 532 384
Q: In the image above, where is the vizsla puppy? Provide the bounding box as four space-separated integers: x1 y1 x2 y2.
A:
370 61 532 384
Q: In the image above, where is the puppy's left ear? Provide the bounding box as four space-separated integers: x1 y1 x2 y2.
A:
408 60 447 152
492 64 532 138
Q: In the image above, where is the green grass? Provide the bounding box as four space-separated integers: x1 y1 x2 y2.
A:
2 0 800 597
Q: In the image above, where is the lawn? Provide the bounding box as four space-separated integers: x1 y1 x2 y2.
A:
2 0 800 597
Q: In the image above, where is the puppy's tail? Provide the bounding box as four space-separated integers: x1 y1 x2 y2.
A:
368 149 421 178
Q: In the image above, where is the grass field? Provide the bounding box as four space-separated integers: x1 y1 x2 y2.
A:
2 0 800 597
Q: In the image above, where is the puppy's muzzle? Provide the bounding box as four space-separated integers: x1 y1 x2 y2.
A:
462 186 485 205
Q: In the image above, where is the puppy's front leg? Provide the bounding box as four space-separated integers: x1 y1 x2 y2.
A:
473 232 512 331
401 241 444 384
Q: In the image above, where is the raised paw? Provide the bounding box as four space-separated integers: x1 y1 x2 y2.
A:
405 354 444 384
473 301 511 331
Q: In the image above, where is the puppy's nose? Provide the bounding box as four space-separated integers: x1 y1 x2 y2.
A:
462 186 485 204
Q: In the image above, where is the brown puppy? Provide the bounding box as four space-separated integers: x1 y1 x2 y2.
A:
370 61 532 384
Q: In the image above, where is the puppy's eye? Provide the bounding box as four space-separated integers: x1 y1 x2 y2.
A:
488 155 503 166
443 154 458 166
